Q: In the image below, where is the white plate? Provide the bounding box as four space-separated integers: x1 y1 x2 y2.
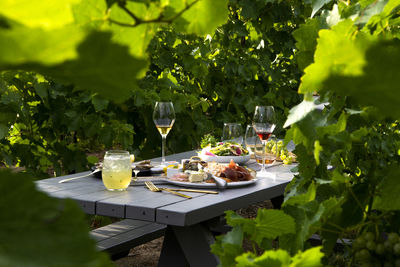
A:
166 178 257 189
200 154 251 164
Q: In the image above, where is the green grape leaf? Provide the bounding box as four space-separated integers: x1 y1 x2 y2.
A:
299 19 367 95
0 13 148 102
281 198 340 253
210 226 244 267
175 0 229 35
324 39 400 119
108 2 160 59
72 0 108 28
223 210 294 256
350 127 368 141
309 0 334 18
72 0 155 65
316 112 347 137
236 250 291 267
0 26 85 65
0 0 78 29
23 32 146 102
225 210 257 235
293 19 320 52
290 246 324 267
200 99 209 112
373 165 400 210
253 209 296 243
235 247 323 267
0 170 113 267
331 170 350 183
292 18 321 70
283 100 318 128
284 182 317 207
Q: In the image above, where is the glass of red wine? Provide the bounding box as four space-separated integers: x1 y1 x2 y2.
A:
252 106 276 177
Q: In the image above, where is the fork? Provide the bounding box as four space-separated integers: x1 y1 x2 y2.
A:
145 181 192 199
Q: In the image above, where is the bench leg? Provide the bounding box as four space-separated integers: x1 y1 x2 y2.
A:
158 224 219 267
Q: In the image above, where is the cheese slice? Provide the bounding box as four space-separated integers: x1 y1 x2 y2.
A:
188 171 207 183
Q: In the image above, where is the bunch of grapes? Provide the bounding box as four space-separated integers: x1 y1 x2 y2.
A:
352 231 400 266
266 140 295 164
266 139 276 152
280 149 294 165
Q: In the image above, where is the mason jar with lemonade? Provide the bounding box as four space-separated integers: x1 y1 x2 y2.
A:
102 150 132 191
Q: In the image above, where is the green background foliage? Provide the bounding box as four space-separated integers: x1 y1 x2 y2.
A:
1 0 400 266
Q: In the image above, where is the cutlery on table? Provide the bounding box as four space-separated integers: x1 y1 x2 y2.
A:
145 181 192 199
59 169 101 184
210 175 227 190
161 188 218 194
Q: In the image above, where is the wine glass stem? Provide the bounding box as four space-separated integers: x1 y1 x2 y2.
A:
161 134 167 165
261 140 267 172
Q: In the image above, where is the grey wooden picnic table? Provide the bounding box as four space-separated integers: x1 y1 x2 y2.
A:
36 150 296 267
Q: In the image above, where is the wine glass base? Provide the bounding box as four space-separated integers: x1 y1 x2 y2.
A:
256 171 276 179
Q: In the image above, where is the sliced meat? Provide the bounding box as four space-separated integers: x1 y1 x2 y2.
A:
170 173 189 182
222 167 238 181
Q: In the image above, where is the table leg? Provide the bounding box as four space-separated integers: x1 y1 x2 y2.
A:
271 195 284 209
158 226 189 267
158 224 219 267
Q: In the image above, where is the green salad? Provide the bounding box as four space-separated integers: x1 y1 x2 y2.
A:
201 134 249 156
205 142 249 156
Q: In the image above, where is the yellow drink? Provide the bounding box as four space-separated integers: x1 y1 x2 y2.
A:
102 169 132 191
156 125 172 135
102 150 132 191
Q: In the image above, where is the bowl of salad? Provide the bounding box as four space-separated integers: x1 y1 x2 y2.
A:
199 134 250 164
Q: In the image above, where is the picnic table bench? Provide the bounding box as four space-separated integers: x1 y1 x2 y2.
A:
91 219 166 260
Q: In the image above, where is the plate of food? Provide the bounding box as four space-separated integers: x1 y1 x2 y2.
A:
199 135 250 164
167 160 257 188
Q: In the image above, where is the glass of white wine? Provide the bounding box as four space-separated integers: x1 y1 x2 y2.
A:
254 135 278 165
245 124 258 157
153 102 175 166
222 123 243 144
102 150 132 191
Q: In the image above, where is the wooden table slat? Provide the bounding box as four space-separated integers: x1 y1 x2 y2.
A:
156 179 288 226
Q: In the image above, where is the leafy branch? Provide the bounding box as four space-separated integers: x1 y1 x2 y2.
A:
108 0 200 27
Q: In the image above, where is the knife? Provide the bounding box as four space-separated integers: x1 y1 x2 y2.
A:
58 169 101 183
